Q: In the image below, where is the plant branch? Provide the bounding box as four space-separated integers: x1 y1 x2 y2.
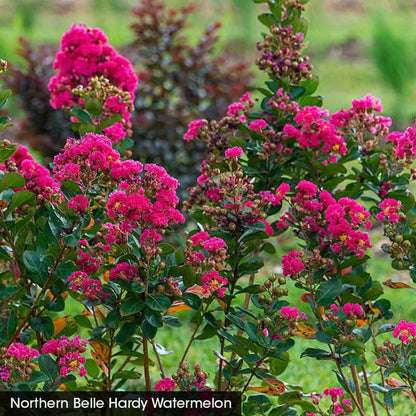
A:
151 339 166 379
351 365 364 411
361 365 378 416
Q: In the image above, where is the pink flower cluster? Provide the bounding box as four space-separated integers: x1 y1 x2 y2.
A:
4 144 61 201
42 335 88 377
186 231 227 271
307 388 352 416
68 194 88 213
184 120 205 142
154 377 175 391
49 24 138 142
259 183 290 206
280 306 308 321
278 181 372 259
76 249 100 275
376 199 402 223
282 250 305 277
68 271 106 301
283 106 347 164
201 270 228 298
392 320 416 344
332 94 391 147
387 121 416 164
4 342 39 361
331 303 363 318
53 133 120 183
107 163 184 254
226 92 253 123
0 343 39 383
225 146 243 159
248 119 268 132
109 262 139 283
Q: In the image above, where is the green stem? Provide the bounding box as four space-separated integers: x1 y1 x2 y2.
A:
143 336 151 391
179 300 212 367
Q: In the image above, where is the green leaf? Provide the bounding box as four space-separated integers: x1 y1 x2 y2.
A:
106 309 121 328
112 370 141 380
141 320 157 339
343 353 366 366
0 172 24 192
384 386 407 407
144 308 163 328
121 297 145 315
157 243 175 255
85 98 103 117
38 355 58 380
60 180 82 200
74 314 92 329
6 190 35 214
30 317 54 339
146 295 171 312
238 257 264 276
115 322 137 344
316 279 343 306
70 108 92 123
258 13 278 28
162 316 182 327
23 251 47 276
182 293 202 310
301 348 332 360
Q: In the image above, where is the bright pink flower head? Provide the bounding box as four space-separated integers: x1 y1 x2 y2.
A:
184 119 205 141
190 231 210 246
109 262 138 282
203 237 227 252
49 24 138 142
155 377 176 391
68 194 88 213
392 320 416 344
5 343 39 361
201 270 228 298
280 306 307 322
377 199 402 223
323 387 344 402
282 251 305 276
225 146 243 159
248 119 268 132
342 303 364 317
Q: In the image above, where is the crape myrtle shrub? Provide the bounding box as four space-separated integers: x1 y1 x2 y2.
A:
1 1 416 415
3 0 253 194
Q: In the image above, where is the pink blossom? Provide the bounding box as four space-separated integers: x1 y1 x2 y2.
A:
155 377 176 391
225 146 243 159
201 270 228 298
282 251 305 276
342 303 364 317
377 199 402 223
280 306 307 321
248 119 268 132
392 320 416 344
203 237 227 252
68 195 88 213
184 119 205 141
190 231 210 246
109 262 138 282
323 387 344 402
